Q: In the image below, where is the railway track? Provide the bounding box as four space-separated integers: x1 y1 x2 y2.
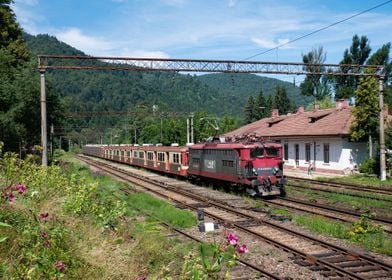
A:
264 197 392 234
77 154 392 279
287 176 392 199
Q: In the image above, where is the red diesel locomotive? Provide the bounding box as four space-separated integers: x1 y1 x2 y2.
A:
82 137 286 197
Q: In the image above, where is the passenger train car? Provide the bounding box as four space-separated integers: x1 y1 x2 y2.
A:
82 137 286 197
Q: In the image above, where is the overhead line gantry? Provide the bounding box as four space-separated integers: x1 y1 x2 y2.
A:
37 55 387 180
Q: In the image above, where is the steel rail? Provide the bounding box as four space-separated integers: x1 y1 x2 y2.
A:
77 155 392 279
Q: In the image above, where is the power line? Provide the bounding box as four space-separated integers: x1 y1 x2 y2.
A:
244 0 392 61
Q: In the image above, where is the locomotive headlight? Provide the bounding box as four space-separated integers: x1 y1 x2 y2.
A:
273 166 279 174
252 168 257 175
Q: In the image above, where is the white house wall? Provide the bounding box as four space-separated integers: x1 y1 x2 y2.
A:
280 137 367 173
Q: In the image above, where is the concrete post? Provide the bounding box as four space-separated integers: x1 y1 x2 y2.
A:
379 77 386 181
40 70 47 166
187 118 190 144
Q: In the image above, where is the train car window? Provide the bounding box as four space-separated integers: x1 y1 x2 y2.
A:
133 151 137 158
250 147 264 158
147 152 154 161
158 152 165 162
192 158 200 164
139 151 144 158
172 153 180 164
266 147 279 157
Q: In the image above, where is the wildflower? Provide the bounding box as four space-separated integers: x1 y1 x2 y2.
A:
237 244 248 254
40 232 48 239
8 192 15 202
55 261 66 272
40 212 49 222
43 240 51 248
227 233 239 246
17 183 27 194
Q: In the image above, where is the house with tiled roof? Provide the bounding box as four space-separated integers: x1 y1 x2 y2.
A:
224 100 367 174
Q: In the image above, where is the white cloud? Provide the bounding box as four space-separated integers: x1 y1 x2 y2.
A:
55 28 114 54
118 49 170 58
251 38 292 49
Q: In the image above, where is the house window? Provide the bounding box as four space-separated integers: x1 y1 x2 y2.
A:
284 144 288 160
305 143 311 162
323 143 330 163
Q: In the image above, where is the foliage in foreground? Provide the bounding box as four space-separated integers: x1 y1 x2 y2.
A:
0 149 250 278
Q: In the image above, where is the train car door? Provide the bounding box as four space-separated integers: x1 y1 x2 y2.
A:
295 144 299 167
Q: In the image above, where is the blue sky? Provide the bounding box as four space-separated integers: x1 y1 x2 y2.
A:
13 0 392 65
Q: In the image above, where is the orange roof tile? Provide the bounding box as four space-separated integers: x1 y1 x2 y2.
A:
225 108 354 138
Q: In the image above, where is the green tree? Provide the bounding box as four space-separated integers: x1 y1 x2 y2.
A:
300 46 330 106
0 0 29 64
274 86 292 115
350 71 379 158
335 35 371 99
244 96 256 124
254 90 268 119
265 95 274 118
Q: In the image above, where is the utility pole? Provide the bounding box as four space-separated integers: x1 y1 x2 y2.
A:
50 124 54 158
379 77 386 181
190 113 194 143
40 69 47 167
186 118 190 144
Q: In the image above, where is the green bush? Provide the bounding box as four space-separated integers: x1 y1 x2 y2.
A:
359 158 376 174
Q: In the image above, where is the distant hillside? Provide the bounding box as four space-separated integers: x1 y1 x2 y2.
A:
23 33 310 120
198 73 311 115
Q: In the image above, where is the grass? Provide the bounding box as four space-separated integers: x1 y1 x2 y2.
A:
319 174 392 188
286 185 392 210
294 214 392 256
125 192 197 228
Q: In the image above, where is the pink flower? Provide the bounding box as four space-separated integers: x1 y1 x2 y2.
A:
227 233 239 246
43 240 51 248
40 212 49 222
55 261 66 272
8 192 15 202
237 244 248 254
17 183 27 194
40 232 48 239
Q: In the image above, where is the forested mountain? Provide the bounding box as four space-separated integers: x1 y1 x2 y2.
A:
198 73 311 115
23 33 306 118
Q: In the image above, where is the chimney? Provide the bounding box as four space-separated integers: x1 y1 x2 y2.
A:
297 106 304 114
271 109 279 118
336 99 349 110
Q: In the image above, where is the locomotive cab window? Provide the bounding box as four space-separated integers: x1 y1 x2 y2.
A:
250 147 264 158
266 147 279 157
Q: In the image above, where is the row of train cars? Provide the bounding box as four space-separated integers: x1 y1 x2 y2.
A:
82 137 287 197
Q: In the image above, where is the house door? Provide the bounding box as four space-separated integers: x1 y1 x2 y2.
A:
295 144 299 167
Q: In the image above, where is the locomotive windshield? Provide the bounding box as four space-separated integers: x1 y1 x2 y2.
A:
266 147 279 157
250 147 264 158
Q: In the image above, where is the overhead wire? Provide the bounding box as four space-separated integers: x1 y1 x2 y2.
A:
243 0 392 61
